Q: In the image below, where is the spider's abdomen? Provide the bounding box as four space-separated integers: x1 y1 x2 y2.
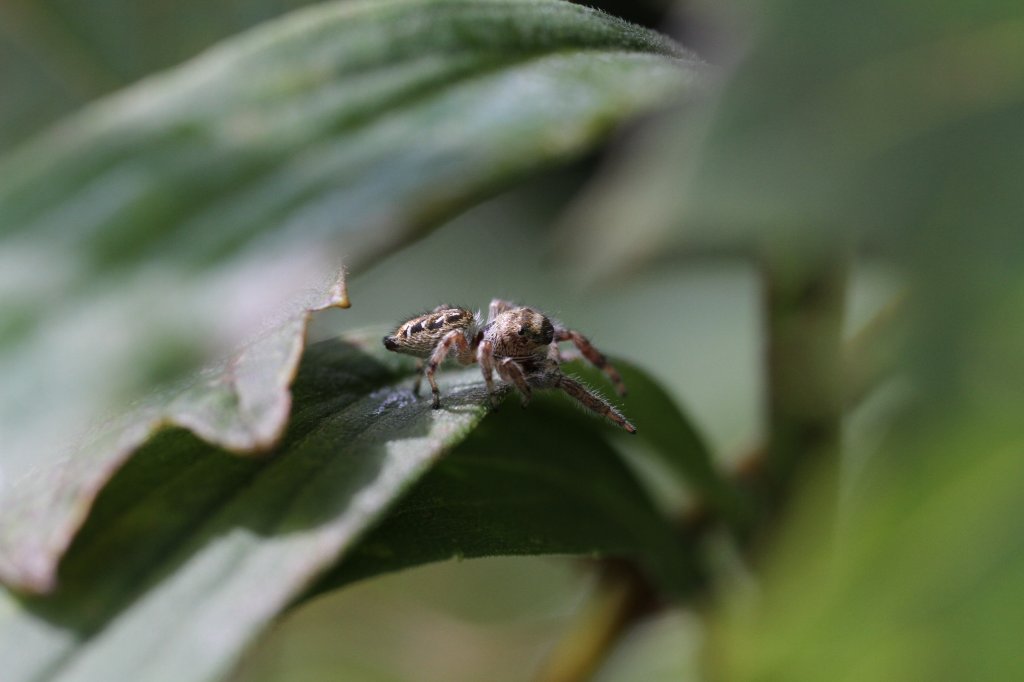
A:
383 306 474 357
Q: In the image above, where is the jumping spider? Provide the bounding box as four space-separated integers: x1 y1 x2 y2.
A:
382 300 636 433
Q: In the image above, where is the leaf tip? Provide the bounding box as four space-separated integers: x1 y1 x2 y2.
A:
328 270 351 309
2 549 59 595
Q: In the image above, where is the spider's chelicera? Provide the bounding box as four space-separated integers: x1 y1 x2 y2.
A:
382 299 636 433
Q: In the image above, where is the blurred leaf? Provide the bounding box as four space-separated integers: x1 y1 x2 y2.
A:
308 396 698 602
0 0 681 153
0 273 348 593
664 1 1024 681
565 359 744 522
0 0 322 152
0 336 490 682
0 335 685 682
559 2 1024 278
715 413 1024 682
0 0 703 592
556 105 710 283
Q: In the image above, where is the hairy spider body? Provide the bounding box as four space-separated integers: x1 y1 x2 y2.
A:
383 305 475 357
383 305 477 397
383 299 636 433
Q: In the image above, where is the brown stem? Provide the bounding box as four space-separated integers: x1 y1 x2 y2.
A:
531 561 658 682
843 291 907 408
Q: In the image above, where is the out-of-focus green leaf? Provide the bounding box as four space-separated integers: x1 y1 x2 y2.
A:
0 0 322 153
0 274 349 593
0 334 684 682
563 359 744 522
307 396 698 602
0 0 703 592
654 2 1024 680
558 2 1024 279
715 412 1024 682
0 336 491 682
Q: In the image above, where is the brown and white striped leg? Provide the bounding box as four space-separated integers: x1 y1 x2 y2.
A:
426 330 472 408
553 373 636 434
499 358 533 407
555 328 627 396
477 339 500 408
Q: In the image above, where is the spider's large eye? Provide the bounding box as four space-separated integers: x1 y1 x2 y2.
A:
517 327 527 336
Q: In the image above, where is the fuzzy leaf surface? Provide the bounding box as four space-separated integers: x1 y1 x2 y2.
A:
308 396 698 601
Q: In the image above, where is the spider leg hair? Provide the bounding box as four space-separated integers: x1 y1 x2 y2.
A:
554 327 628 397
488 298 519 321
531 368 636 434
498 358 533 406
426 329 473 409
477 338 501 408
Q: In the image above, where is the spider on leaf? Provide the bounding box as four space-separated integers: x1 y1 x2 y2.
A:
382 299 636 433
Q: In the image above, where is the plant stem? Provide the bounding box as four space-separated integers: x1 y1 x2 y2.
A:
748 252 849 538
531 561 657 682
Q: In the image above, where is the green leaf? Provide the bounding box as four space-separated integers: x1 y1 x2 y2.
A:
562 359 745 523
0 274 349 593
0 336 684 682
606 3 1024 680
0 0 701 590
0 337 486 682
0 0 322 153
308 398 697 602
715 413 1024 682
557 2 1024 278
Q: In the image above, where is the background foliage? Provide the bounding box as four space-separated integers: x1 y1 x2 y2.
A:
1 0 1022 680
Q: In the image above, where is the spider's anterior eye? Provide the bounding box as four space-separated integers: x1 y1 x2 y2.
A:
517 327 527 336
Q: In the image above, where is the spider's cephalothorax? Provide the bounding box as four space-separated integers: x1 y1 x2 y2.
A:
383 299 635 433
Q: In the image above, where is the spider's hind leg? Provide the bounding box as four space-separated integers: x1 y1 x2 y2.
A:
487 298 519 321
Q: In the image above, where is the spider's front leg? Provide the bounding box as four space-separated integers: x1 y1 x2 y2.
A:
498 358 532 407
425 330 473 409
554 327 628 397
531 365 636 434
476 339 501 408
